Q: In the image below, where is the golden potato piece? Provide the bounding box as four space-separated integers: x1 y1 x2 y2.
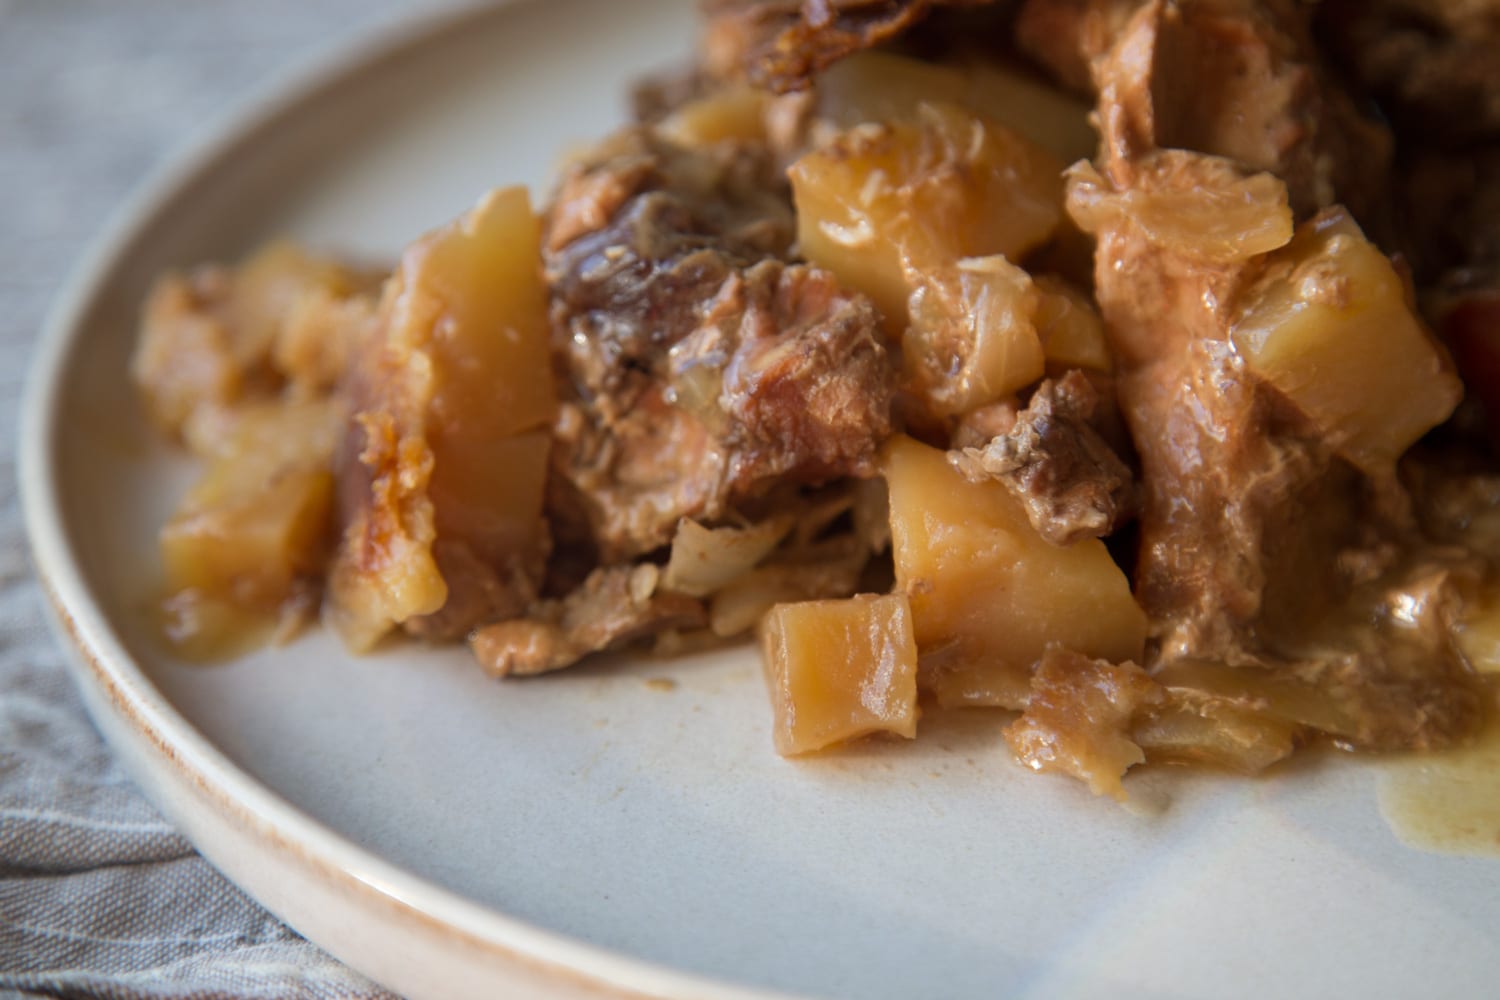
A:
162 469 334 609
884 434 1146 709
158 397 344 654
1232 208 1462 474
328 187 556 650
231 241 371 370
815 52 1096 164
658 86 771 147
761 594 919 755
1033 275 1112 374
132 242 376 444
790 102 1065 325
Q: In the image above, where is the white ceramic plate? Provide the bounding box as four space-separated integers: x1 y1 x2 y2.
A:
22 3 1500 998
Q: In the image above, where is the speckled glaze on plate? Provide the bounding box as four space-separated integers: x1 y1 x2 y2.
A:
20 3 1500 998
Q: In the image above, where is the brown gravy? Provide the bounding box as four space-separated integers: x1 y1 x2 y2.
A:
1379 708 1500 857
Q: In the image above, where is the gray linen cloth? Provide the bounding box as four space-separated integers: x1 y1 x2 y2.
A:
0 3 451 996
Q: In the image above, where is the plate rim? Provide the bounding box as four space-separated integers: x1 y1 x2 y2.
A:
18 4 790 998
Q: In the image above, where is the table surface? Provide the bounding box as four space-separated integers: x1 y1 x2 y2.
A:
0 3 452 996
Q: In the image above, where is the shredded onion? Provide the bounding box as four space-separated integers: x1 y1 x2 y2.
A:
660 516 794 597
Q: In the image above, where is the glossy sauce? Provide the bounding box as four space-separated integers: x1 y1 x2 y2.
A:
1378 719 1500 857
1377 638 1500 856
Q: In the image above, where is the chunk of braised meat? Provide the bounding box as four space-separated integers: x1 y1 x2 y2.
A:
1005 647 1161 800
1317 0 1500 146
949 371 1137 545
1072 60 1483 751
469 565 706 677
547 129 793 400
1023 0 1392 222
694 261 895 484
1128 337 1379 661
1129 0 1391 220
1014 0 1140 96
546 130 893 563
701 0 990 93
1067 151 1368 661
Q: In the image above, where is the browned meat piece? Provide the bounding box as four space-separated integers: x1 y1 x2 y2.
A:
546 129 893 563
697 261 895 484
1020 0 1392 222
701 0 990 92
1005 647 1161 800
1014 0 1140 95
950 399 1020 450
1072 63 1483 750
1125 335 1369 661
546 129 793 388
1095 0 1392 222
949 370 1137 545
469 565 707 676
1067 150 1359 660
1318 0 1500 145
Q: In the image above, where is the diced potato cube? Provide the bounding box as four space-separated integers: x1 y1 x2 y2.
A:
1231 208 1462 473
904 256 1047 417
159 589 280 663
160 397 344 615
328 186 555 650
413 187 556 440
162 468 334 609
428 429 551 559
790 102 1065 325
133 243 376 442
761 594 920 755
230 241 369 367
1033 275 1112 373
658 86 770 147
412 188 555 575
815 52 1096 164
272 289 375 397
884 434 1146 705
